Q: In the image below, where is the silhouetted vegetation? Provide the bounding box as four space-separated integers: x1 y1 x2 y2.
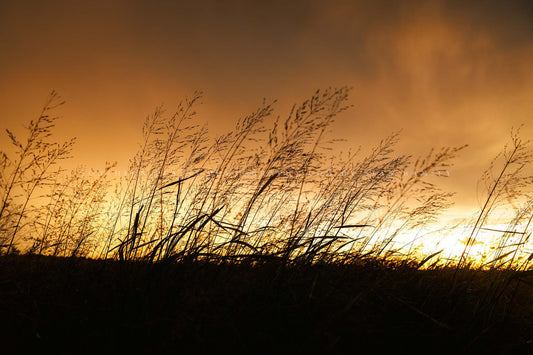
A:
1 88 470 264
1 89 533 353
1 255 533 353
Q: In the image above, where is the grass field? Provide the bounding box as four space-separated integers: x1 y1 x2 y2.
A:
1 89 533 353
1 254 533 354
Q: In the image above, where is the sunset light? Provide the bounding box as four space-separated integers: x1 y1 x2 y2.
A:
1 0 532 353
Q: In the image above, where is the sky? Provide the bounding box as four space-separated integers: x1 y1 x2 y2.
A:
0 0 532 214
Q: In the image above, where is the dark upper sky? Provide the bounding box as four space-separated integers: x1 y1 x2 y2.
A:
0 0 532 212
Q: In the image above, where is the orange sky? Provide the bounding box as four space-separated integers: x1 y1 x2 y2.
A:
0 0 532 214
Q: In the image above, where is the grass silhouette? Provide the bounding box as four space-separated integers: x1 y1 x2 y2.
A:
2 88 468 264
1 89 533 353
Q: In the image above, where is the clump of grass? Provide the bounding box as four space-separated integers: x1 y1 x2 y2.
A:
90 87 464 266
458 127 533 270
0 91 76 255
5 88 533 271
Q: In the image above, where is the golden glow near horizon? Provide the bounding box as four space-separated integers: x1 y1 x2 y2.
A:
1 0 532 264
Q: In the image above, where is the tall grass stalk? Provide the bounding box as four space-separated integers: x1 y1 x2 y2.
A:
0 91 75 254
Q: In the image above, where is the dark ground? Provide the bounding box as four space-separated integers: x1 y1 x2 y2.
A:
1 255 533 354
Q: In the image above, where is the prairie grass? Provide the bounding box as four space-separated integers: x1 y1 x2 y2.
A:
1 88 533 269
2 89 533 353
2 254 533 353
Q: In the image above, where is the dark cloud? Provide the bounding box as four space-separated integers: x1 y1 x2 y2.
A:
0 0 531 211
